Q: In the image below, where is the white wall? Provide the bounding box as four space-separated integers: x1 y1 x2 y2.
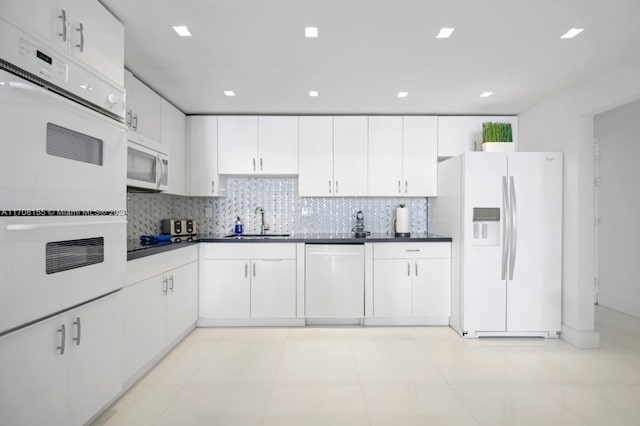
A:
518 58 640 348
593 100 640 317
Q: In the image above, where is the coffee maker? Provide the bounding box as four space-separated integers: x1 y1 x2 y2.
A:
352 210 370 238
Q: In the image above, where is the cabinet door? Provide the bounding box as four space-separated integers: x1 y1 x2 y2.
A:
161 99 186 195
187 116 222 196
258 116 298 174
121 276 167 382
251 259 296 318
200 260 250 318
0 314 67 426
68 0 124 85
298 116 334 196
218 116 259 174
333 116 368 196
126 74 161 141
66 293 121 426
373 259 413 317
412 259 450 318
0 0 70 54
403 116 438 196
166 262 198 341
368 116 403 196
437 116 480 157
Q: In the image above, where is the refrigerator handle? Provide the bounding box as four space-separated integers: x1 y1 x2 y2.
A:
501 176 509 280
509 176 518 280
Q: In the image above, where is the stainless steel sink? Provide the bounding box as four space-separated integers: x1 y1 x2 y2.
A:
224 233 290 239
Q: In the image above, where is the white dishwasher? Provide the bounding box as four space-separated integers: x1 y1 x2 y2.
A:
305 244 365 322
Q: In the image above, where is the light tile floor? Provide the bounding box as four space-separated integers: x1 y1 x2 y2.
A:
93 306 640 426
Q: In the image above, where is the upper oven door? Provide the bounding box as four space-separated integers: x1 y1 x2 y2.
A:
0 215 126 334
0 69 127 211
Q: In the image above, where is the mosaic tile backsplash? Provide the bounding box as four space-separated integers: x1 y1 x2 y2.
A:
127 177 428 240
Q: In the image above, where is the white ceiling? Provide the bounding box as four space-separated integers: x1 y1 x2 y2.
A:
100 0 640 115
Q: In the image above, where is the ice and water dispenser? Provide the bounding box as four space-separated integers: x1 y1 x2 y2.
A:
472 207 500 246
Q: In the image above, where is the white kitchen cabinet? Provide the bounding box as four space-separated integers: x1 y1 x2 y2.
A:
199 243 298 322
161 99 186 195
187 116 226 196
122 246 198 384
0 0 124 85
218 116 298 175
124 70 162 142
258 116 298 174
402 116 438 196
372 243 450 323
0 293 121 426
251 259 297 318
368 116 437 196
437 116 518 157
299 116 368 196
299 116 334 196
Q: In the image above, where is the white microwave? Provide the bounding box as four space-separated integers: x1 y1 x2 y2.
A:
127 137 169 191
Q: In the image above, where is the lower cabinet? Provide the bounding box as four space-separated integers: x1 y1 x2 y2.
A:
200 243 297 321
0 292 121 426
372 243 451 323
122 246 198 383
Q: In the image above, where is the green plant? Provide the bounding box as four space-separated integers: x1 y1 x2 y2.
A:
482 122 513 143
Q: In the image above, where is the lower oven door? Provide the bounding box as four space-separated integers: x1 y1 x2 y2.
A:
0 216 126 334
0 69 127 211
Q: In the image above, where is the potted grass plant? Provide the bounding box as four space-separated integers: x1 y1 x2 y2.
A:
482 122 514 152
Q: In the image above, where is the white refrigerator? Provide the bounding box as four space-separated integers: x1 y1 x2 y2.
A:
431 152 562 338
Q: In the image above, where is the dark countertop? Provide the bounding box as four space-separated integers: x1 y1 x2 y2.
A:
127 233 452 261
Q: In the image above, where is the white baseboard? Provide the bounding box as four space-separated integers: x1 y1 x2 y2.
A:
597 293 640 318
197 318 306 327
560 323 600 348
363 317 449 326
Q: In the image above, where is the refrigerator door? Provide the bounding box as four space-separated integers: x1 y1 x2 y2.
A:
506 152 562 334
462 153 508 333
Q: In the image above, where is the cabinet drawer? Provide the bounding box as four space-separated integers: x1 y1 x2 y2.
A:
373 243 450 259
200 243 296 260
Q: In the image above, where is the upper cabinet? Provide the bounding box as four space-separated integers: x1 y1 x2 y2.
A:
187 116 226 197
124 70 162 143
298 116 368 196
368 116 438 197
160 99 186 196
0 0 124 85
218 116 298 175
437 116 518 158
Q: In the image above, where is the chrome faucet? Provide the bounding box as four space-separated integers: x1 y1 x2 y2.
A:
255 207 270 234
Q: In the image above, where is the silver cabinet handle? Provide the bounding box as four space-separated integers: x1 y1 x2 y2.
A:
162 277 168 295
211 180 215 194
509 176 518 280
398 180 401 194
58 10 67 42
253 263 256 277
335 180 339 194
75 22 84 52
132 114 138 131
260 158 263 172
253 158 256 171
126 109 132 127
328 180 332 194
244 263 248 277
407 262 411 277
501 176 509 280
57 324 66 355
405 180 408 194
405 249 420 252
415 262 418 276
169 275 174 293
73 317 81 346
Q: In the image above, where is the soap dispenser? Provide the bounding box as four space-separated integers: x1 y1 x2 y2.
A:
234 216 243 235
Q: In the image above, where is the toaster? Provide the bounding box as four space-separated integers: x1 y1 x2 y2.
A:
161 219 197 236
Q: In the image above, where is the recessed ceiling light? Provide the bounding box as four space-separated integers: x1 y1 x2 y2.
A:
172 25 192 37
561 28 584 39
224 90 235 97
305 27 318 38
480 91 493 98
309 91 319 97
397 92 408 98
437 28 455 38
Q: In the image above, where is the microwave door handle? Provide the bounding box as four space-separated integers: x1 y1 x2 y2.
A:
156 155 163 189
6 220 127 231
